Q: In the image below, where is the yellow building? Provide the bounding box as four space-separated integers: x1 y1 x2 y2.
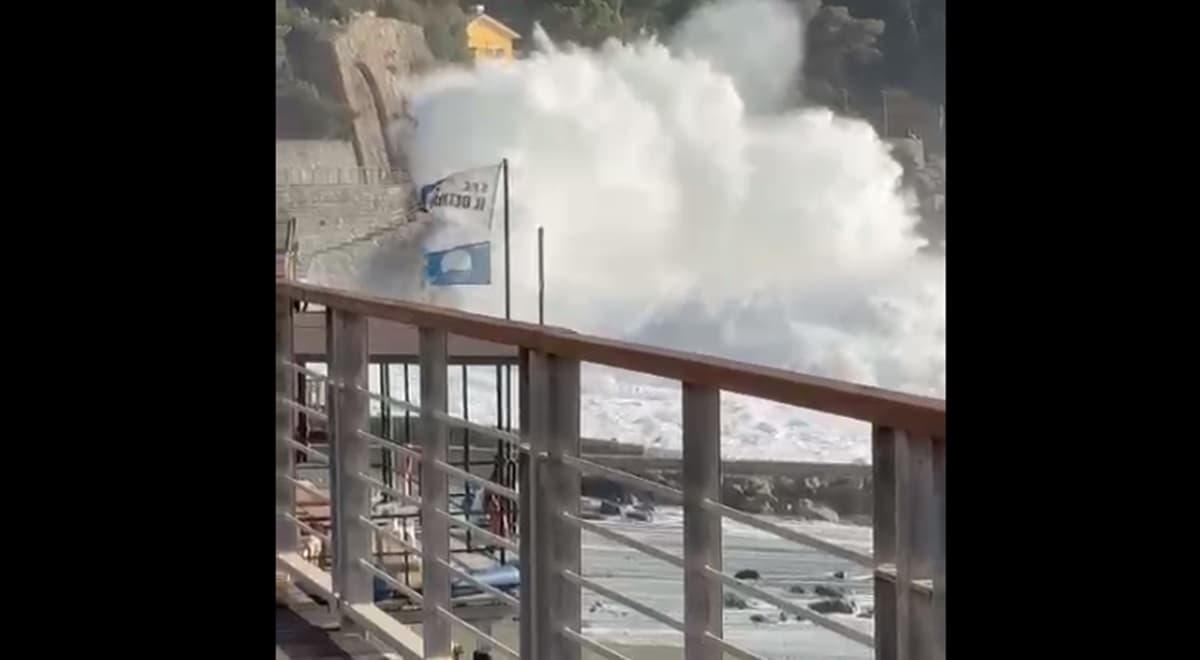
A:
465 5 520 62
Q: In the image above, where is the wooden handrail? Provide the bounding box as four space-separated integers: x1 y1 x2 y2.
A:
278 280 945 438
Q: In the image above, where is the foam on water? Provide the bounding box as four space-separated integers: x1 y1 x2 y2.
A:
312 0 944 461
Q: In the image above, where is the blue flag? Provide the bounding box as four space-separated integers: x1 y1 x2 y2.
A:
424 241 492 286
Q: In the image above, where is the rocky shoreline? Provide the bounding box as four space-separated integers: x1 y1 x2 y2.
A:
582 469 873 525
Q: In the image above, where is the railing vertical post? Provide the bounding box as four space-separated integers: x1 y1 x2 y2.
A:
873 425 897 660
683 384 723 660
276 297 298 554
902 433 937 660
932 438 946 660
330 309 371 608
419 328 452 659
529 351 581 660
517 348 535 660
894 431 913 660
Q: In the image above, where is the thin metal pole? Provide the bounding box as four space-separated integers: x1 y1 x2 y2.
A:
503 157 511 321
402 363 411 445
882 90 890 138
380 362 392 493
462 364 471 549
503 157 514 449
537 226 545 325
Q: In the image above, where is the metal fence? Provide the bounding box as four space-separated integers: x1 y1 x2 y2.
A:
276 280 946 660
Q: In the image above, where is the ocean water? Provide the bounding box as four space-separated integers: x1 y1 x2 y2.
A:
351 362 874 464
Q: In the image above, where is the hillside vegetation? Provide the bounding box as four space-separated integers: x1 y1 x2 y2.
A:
277 0 944 139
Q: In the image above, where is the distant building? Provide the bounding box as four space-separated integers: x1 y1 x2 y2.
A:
465 5 520 62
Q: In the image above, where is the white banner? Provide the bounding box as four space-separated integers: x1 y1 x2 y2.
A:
418 164 503 229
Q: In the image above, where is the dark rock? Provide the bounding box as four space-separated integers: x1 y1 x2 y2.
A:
779 611 788 622
734 569 761 580
622 508 652 522
745 476 774 496
598 500 622 516
722 477 779 514
749 614 769 624
788 585 806 595
795 498 840 523
832 571 845 580
724 593 749 609
809 599 856 615
814 585 847 599
820 481 871 517
629 494 656 512
582 477 627 502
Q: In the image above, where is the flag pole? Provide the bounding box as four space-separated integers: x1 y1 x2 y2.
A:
503 158 511 321
502 158 513 433
537 226 544 325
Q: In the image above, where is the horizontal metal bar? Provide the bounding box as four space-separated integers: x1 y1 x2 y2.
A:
277 551 335 602
276 439 328 465
434 509 518 553
707 567 874 647
277 396 329 423
562 569 684 633
357 515 422 556
350 385 527 451
436 606 519 659
341 602 424 660
351 471 422 508
560 511 684 570
433 459 519 501
357 429 423 462
358 558 423 604
279 511 330 545
279 359 330 382
278 435 330 463
875 563 935 596
350 383 422 415
277 473 330 501
436 557 519 609
432 410 528 450
560 455 683 502
704 632 767 660
561 627 635 660
702 499 873 568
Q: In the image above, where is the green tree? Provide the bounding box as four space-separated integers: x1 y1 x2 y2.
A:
537 0 624 47
380 0 471 62
803 4 886 109
276 77 356 139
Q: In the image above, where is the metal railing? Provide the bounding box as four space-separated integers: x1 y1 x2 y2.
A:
276 280 946 660
276 167 408 186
